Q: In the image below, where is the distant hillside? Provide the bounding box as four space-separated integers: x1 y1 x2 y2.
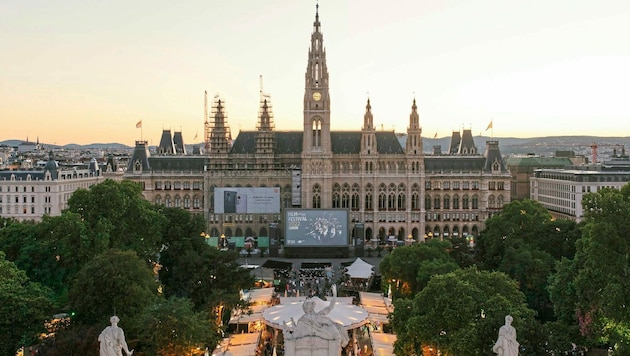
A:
0 140 132 150
2 136 629 157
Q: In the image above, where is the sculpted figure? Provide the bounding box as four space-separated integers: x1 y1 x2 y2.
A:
293 285 349 346
493 315 519 356
98 316 133 356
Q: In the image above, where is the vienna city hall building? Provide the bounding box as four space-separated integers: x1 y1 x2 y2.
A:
125 6 510 247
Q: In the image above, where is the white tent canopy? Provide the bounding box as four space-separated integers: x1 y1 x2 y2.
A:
263 296 369 331
371 332 397 356
359 292 394 324
213 333 260 356
344 258 375 279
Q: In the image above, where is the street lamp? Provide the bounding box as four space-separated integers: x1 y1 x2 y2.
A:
406 233 413 245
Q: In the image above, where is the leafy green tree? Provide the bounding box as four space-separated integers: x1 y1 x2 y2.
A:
476 199 580 322
66 179 167 261
0 252 54 356
380 239 458 298
0 219 70 307
68 249 158 326
392 267 540 355
569 187 630 353
159 235 253 327
157 207 254 328
130 296 217 355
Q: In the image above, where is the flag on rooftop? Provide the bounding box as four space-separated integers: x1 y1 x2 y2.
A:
136 120 142 128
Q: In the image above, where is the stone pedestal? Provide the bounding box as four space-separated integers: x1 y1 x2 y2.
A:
284 336 341 356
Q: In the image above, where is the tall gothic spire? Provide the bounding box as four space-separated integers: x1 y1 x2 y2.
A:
409 98 420 130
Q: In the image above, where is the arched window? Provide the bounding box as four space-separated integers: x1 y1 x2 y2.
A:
312 184 321 208
411 192 420 210
433 196 441 209
312 117 321 148
365 183 373 210
472 195 479 209
332 193 340 208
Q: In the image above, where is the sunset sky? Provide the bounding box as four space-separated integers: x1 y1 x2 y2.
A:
1 0 629 146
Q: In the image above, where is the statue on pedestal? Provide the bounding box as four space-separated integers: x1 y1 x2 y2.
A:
98 316 134 356
493 315 519 356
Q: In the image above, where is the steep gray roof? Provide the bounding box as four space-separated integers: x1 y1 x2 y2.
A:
230 131 404 155
148 156 206 171
425 156 487 172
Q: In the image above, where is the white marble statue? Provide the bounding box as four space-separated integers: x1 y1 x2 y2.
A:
493 315 519 356
284 285 349 356
98 315 133 356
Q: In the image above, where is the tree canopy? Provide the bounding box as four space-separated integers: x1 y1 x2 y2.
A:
0 252 54 356
392 266 540 355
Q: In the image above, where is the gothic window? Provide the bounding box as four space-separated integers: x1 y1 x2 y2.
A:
184 195 191 208
312 118 321 148
388 184 396 210
498 181 505 190
453 195 460 209
425 195 431 210
397 193 405 210
165 196 172 208
174 195 181 208
463 195 469 209
193 195 200 209
443 195 450 209
425 181 431 189
134 160 142 172
463 181 470 190
433 196 441 209
472 195 479 209
351 183 360 210
341 193 349 208
411 192 420 210
361 183 371 209
313 194 321 208
488 195 496 209
155 196 162 205
351 193 359 211
365 193 373 210
379 193 386 211
493 159 500 172
312 184 322 208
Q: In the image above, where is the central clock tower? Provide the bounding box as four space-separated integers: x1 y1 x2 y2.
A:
302 4 331 154
301 4 332 209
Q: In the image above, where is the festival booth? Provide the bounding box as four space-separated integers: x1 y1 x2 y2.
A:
359 292 394 331
229 288 275 333
370 332 397 356
213 332 260 356
342 258 375 292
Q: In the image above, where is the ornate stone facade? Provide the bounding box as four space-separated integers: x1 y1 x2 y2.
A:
124 5 511 244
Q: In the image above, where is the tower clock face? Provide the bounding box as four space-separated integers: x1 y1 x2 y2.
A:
312 92 322 101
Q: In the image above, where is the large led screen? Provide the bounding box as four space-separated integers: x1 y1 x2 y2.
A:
285 209 349 247
214 187 280 214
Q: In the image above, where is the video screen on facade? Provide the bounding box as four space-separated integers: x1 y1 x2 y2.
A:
285 209 348 247
214 187 280 214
